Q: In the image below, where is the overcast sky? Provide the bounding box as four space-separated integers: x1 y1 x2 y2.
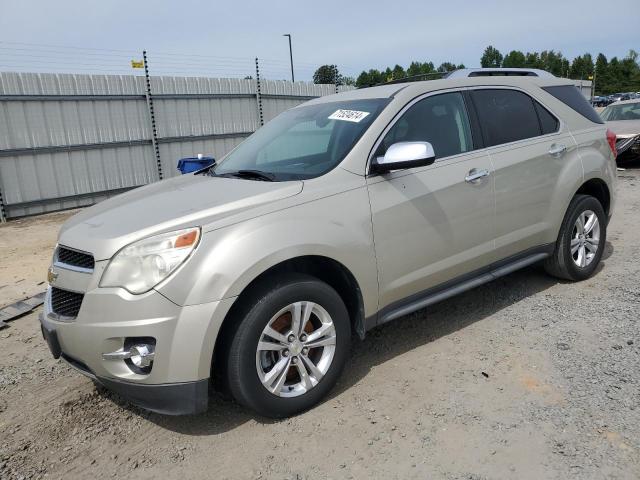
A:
0 0 637 80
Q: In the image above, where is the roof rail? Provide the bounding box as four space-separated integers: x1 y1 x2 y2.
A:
359 67 556 89
444 68 556 78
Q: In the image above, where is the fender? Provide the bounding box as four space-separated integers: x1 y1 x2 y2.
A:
156 185 379 319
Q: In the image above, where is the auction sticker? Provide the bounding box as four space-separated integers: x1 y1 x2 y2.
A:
328 109 370 123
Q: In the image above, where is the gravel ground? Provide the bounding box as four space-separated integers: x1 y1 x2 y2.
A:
0 170 638 480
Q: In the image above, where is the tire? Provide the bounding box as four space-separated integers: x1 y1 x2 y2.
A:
226 273 351 418
544 194 607 281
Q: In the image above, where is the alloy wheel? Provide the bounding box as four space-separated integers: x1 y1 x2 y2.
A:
571 209 600 268
256 301 337 397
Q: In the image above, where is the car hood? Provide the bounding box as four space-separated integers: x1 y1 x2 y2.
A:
606 120 640 138
58 174 303 260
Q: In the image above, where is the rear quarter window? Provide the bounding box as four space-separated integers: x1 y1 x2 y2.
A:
542 85 604 124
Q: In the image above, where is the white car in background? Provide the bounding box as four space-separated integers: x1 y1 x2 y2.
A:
601 99 640 164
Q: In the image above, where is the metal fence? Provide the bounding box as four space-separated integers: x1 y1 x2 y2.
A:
0 71 353 220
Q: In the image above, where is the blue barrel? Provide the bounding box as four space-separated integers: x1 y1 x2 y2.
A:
177 156 215 174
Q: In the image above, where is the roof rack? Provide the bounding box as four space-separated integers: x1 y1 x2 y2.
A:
444 68 555 78
360 67 556 89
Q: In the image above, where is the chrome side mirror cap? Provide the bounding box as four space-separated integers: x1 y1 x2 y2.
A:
372 141 436 174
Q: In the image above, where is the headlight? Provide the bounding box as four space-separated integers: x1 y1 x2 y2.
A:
100 227 200 294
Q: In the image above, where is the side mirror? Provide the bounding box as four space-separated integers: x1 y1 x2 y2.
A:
372 141 436 174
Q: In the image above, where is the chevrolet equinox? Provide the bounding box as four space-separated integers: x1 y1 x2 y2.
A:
40 72 617 417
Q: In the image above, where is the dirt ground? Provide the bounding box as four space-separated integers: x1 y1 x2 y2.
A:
1 170 639 480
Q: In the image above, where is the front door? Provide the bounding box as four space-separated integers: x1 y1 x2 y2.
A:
367 91 495 313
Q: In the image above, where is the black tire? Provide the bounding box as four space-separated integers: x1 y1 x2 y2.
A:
226 273 350 418
544 194 607 281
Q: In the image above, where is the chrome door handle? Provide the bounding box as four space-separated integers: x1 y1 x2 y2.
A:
548 143 567 157
465 168 490 183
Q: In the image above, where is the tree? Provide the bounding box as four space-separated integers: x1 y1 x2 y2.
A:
313 65 343 85
525 51 541 69
538 50 567 77
355 68 385 87
502 50 526 68
569 53 594 80
406 61 436 77
594 53 609 95
437 62 457 73
480 46 503 68
342 76 356 86
391 64 406 80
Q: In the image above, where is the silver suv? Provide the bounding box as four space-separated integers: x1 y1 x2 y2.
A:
40 74 617 417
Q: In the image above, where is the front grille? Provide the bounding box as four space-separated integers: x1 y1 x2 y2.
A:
50 287 84 318
56 246 95 270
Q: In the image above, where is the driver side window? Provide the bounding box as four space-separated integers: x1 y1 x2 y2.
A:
377 92 473 160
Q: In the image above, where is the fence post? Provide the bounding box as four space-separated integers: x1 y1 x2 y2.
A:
0 179 6 223
255 57 264 127
334 65 339 94
143 50 163 180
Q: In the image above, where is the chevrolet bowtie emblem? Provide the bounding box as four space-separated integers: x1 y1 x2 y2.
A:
47 267 58 284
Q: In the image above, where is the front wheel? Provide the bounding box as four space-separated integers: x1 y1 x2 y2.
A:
544 194 607 281
226 274 350 418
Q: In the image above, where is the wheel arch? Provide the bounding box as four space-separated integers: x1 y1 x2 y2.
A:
575 177 611 216
211 255 366 386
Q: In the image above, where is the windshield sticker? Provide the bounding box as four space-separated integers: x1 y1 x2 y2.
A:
328 109 370 123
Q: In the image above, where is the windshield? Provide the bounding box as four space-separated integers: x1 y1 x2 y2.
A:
601 102 640 121
212 98 390 181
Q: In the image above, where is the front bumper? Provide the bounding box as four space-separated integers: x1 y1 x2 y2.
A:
40 283 236 415
41 315 209 414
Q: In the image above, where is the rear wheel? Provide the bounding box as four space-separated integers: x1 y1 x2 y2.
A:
226 274 350 418
544 194 606 281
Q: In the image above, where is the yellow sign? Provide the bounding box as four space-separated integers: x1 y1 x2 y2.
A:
588 75 593 80
131 60 144 69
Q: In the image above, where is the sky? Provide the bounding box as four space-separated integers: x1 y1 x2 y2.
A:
0 0 637 81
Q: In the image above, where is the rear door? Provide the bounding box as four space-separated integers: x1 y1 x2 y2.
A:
469 88 575 260
366 91 495 312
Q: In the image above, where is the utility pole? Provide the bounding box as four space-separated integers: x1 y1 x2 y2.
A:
283 34 294 82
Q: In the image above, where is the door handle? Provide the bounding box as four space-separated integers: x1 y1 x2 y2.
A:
465 168 490 183
548 143 567 157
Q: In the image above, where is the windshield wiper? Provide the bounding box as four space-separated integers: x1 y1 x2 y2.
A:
224 170 276 181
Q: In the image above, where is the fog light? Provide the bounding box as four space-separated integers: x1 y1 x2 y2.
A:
102 342 155 372
130 344 154 368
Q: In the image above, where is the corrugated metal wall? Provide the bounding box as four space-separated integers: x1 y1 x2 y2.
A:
0 72 353 219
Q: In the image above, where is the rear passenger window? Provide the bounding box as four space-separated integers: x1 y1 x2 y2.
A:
534 102 559 134
471 89 541 147
376 92 473 159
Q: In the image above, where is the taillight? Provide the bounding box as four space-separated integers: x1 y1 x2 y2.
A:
606 129 617 158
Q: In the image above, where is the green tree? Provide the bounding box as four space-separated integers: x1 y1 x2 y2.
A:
502 50 526 68
524 52 541 68
313 65 342 84
406 61 436 77
342 76 356 86
391 64 406 80
537 50 571 77
569 53 593 79
437 62 457 73
480 46 503 68
355 68 385 87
